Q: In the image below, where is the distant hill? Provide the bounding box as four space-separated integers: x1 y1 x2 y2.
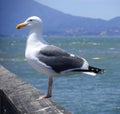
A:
0 0 120 36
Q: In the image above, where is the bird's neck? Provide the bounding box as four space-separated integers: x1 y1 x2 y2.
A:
27 26 47 46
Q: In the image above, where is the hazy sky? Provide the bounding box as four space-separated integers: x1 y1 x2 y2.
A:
34 0 120 20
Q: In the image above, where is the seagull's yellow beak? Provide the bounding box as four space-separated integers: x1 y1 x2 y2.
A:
16 23 27 29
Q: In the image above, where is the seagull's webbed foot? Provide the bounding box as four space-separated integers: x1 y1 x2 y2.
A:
36 94 51 100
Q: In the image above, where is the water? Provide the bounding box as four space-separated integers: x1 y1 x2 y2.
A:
0 37 120 114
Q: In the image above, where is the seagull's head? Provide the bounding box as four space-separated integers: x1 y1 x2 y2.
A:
16 16 42 29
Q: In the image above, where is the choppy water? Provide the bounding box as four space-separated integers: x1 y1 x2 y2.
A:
0 37 120 114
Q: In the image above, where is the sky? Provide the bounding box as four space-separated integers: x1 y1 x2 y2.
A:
34 0 120 20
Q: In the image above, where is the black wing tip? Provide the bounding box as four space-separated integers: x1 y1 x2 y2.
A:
98 69 105 74
89 66 104 74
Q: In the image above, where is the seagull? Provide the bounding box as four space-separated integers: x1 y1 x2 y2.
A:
16 16 104 99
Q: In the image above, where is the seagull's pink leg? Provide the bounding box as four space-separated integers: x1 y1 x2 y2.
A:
36 76 53 100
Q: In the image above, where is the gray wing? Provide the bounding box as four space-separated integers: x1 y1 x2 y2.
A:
40 45 70 56
38 45 84 73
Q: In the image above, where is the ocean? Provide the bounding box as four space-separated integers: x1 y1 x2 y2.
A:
0 36 120 114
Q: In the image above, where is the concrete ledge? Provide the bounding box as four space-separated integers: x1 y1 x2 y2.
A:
0 65 71 114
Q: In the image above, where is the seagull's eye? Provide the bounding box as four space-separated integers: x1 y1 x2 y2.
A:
29 19 33 21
